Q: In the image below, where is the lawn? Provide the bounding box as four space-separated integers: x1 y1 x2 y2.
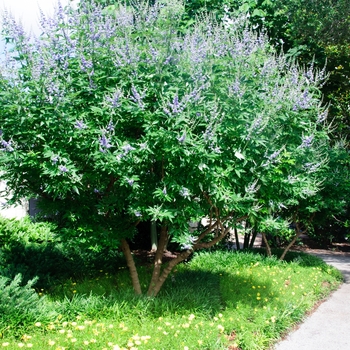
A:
0 218 343 350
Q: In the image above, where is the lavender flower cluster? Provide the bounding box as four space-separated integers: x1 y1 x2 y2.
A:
0 139 14 152
99 134 112 153
300 135 314 148
130 86 145 109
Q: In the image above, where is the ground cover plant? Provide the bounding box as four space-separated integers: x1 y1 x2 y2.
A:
0 0 346 297
0 219 343 350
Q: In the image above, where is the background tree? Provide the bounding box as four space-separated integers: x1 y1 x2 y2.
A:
182 0 350 241
0 0 337 295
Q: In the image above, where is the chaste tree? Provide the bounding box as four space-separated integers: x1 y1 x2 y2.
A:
0 0 336 296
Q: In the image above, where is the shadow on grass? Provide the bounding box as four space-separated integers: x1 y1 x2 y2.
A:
0 240 126 290
1 242 337 323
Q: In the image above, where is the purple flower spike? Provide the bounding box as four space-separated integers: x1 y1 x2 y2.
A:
75 120 87 130
99 134 112 151
52 155 59 164
300 135 314 148
122 144 135 155
1 139 14 152
59 165 68 173
107 121 115 131
130 85 145 109
180 187 190 198
177 131 186 143
127 179 134 186
135 211 142 217
106 91 121 108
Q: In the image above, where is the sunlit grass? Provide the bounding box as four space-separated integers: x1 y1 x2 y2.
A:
0 250 342 350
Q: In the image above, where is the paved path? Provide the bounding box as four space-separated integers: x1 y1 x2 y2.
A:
274 250 350 350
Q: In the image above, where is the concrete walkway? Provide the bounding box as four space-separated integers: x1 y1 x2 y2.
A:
274 250 350 350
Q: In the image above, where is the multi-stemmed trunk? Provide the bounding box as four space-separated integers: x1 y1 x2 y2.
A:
121 214 247 297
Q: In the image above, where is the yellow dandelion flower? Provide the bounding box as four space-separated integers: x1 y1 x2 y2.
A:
90 339 97 343
108 324 114 329
2 343 10 347
34 322 41 327
198 340 203 345
135 340 142 345
127 342 134 347
59 329 65 334
27 344 33 348
18 343 25 348
184 346 189 350
71 322 77 326
71 338 77 343
213 317 218 321
83 341 89 345
271 316 276 323
48 340 55 346
62 322 68 327
182 323 189 328
113 346 121 350
188 314 195 321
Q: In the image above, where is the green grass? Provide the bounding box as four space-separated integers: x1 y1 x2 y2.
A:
0 217 343 349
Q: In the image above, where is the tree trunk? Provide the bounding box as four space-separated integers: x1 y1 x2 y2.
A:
243 221 250 249
150 221 158 251
261 232 272 257
147 226 168 296
249 229 258 249
279 232 301 261
120 238 142 295
234 227 240 250
147 249 193 297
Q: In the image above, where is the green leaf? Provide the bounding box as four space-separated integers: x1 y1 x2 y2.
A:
234 151 245 160
252 9 266 17
90 106 104 115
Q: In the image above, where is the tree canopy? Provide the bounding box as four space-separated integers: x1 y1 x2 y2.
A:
0 0 346 295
